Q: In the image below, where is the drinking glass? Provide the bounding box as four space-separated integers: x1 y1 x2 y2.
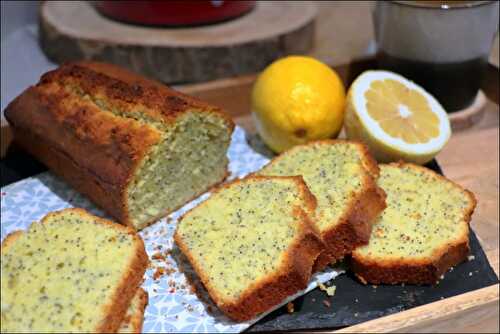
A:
374 1 499 112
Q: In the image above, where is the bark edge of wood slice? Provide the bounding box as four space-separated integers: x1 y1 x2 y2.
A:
39 1 317 84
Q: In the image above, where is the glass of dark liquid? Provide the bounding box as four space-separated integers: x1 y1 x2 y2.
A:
374 1 499 112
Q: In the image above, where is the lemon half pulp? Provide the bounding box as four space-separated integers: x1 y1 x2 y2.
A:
345 70 451 164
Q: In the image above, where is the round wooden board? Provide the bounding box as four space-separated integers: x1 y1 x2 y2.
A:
40 1 316 84
448 90 487 131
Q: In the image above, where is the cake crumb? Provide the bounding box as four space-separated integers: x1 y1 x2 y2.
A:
468 255 475 261
312 298 316 302
165 267 176 275
286 302 294 313
152 252 166 261
322 300 331 308
469 272 473 276
354 312 359 317
317 281 336 296
355 298 359 303
317 281 327 291
153 267 166 280
325 285 336 296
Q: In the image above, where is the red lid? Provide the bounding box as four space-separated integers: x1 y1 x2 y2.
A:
94 1 256 26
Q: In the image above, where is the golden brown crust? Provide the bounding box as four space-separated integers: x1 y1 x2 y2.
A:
118 288 148 333
4 62 234 228
350 240 470 285
256 139 386 272
174 175 324 321
1 230 24 251
1 208 149 333
8 123 144 226
313 181 386 272
39 62 235 132
350 162 477 285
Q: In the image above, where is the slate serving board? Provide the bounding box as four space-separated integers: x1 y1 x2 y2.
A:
1 148 498 332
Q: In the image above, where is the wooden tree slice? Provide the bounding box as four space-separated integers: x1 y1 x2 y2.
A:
448 90 487 131
39 1 316 84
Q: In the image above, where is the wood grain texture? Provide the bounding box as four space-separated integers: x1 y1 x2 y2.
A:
39 1 316 84
335 284 499 333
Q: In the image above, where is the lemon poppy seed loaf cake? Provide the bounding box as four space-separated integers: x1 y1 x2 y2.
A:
351 163 477 285
257 141 386 271
4 62 234 230
174 176 324 321
0 208 148 333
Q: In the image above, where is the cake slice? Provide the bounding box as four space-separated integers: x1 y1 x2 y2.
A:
174 175 324 321
118 289 148 333
257 140 386 271
0 208 148 333
351 162 477 285
5 62 234 230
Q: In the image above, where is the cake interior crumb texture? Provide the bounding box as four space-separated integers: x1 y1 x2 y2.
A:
125 111 231 229
175 176 321 320
1 209 147 333
354 164 473 260
258 142 374 233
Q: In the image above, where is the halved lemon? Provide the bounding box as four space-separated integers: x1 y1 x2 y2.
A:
344 70 451 165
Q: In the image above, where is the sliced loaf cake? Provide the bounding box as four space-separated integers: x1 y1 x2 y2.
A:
5 62 234 230
257 141 386 271
0 208 148 333
174 176 324 321
351 162 477 284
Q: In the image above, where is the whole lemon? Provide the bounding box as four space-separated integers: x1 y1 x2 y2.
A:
251 56 346 153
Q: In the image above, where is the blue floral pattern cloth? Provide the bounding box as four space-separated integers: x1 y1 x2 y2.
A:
1 126 342 333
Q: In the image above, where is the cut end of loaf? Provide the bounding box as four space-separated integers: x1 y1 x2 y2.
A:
127 111 232 230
